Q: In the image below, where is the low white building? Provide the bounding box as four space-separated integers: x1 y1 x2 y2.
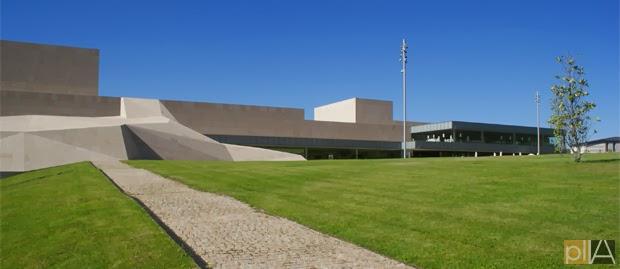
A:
575 137 620 153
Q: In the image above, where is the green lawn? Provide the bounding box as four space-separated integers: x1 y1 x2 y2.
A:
128 153 620 269
0 162 196 268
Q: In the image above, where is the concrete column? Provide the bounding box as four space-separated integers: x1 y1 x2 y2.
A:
355 148 359 159
304 147 308 159
605 143 609 152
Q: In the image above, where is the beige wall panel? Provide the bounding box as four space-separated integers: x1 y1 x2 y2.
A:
313 98 393 125
314 98 356 123
161 100 305 123
1 40 99 95
30 126 128 159
22 134 117 171
120 97 177 120
0 133 25 171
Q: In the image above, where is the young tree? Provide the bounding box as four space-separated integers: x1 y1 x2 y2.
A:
548 55 597 162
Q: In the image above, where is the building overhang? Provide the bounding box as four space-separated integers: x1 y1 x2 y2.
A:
411 121 554 135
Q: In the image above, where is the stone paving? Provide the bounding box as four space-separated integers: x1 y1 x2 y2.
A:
93 161 414 269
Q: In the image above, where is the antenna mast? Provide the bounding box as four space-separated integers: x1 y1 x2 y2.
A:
536 91 541 155
400 38 408 159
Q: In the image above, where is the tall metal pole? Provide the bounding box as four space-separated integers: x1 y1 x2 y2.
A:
536 91 541 156
402 40 407 159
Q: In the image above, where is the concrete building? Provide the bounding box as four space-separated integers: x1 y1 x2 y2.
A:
575 137 620 153
409 121 555 156
0 40 559 172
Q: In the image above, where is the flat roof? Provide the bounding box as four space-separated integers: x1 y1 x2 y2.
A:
0 39 99 52
411 121 554 135
585 136 620 145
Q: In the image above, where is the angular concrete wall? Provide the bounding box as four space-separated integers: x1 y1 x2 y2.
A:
0 90 417 143
0 40 99 95
124 122 233 161
0 97 304 172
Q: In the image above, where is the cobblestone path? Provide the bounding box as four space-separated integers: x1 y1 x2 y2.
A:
93 161 413 269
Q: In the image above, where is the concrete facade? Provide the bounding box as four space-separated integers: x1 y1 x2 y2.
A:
1 40 565 164
0 40 417 162
161 99 415 143
1 40 99 95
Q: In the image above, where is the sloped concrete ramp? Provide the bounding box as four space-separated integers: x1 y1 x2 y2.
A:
126 123 233 161
0 97 304 172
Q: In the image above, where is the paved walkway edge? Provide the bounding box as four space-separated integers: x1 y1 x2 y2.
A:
92 162 209 268
92 160 413 269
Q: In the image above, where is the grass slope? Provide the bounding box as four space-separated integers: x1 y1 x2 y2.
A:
128 153 620 269
0 162 195 268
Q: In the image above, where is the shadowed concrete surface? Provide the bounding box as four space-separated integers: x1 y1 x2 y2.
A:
0 90 120 117
94 160 413 269
0 97 304 172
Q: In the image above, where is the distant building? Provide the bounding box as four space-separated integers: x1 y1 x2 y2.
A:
575 137 620 153
409 121 555 157
1 40 557 168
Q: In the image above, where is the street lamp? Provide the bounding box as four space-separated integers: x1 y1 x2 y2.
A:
536 91 541 156
400 39 408 159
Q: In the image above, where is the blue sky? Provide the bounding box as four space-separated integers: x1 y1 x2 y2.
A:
2 0 618 139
